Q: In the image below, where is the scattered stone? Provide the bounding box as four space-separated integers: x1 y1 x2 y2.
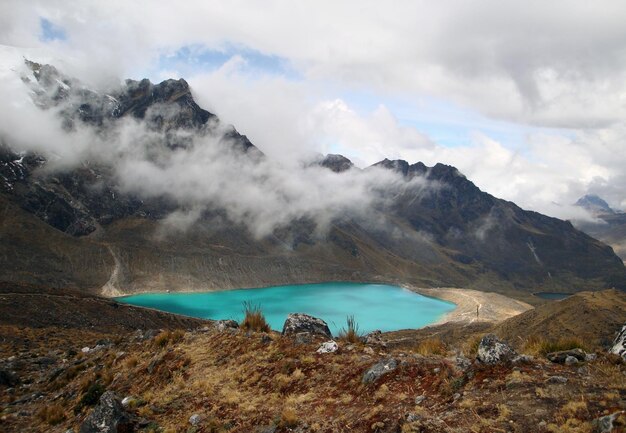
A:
121 396 136 407
81 347 90 353
406 413 422 422
282 313 332 339
363 347 375 355
585 353 597 362
414 395 426 405
512 354 534 364
565 355 579 365
189 414 203 426
454 355 472 371
78 391 137 433
0 369 19 387
362 358 397 384
545 375 568 384
362 330 387 347
256 426 277 433
610 324 626 360
592 411 624 433
476 334 517 364
215 320 239 332
546 348 586 364
433 367 441 374
316 341 339 354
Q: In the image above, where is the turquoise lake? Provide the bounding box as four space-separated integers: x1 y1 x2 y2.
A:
115 282 456 335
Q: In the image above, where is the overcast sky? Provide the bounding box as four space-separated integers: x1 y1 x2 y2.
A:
1 0 625 218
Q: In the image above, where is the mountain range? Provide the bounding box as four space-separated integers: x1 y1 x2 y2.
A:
574 194 626 263
0 59 624 298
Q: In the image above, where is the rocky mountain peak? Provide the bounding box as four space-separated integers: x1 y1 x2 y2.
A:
575 194 615 215
318 154 354 173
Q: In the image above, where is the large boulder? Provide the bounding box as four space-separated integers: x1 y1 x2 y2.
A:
282 314 332 339
476 334 516 365
362 358 398 384
79 391 136 433
610 324 626 360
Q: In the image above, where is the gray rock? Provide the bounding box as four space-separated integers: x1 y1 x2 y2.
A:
545 375 568 384
293 332 313 345
79 391 136 433
585 353 597 362
592 411 624 433
414 395 426 405
214 320 239 332
316 341 338 354
282 313 332 339
512 354 534 364
256 426 277 433
610 324 626 360
362 358 397 384
546 348 586 364
565 355 579 365
362 330 387 347
476 334 516 364
189 414 203 426
455 355 472 371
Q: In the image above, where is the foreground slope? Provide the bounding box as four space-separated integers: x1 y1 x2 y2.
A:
1 309 624 433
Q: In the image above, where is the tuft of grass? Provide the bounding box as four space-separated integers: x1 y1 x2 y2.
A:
37 404 65 425
75 382 105 413
414 338 447 356
338 315 361 343
154 329 186 348
279 407 299 428
240 301 271 333
523 335 587 356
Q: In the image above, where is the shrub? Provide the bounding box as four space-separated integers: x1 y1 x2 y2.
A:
338 315 361 343
37 404 65 425
279 407 299 428
240 302 271 332
75 382 105 413
414 338 447 356
523 335 587 356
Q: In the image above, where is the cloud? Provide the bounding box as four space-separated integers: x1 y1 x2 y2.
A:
0 60 437 238
0 1 625 221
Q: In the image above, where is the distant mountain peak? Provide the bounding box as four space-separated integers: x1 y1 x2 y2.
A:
318 154 354 173
575 194 615 215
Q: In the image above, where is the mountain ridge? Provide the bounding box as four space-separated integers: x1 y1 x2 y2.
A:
0 60 624 297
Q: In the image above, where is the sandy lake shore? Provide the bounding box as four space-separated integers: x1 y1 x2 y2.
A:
405 286 533 325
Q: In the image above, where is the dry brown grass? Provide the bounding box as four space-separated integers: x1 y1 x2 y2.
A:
36 404 65 425
523 335 587 356
279 407 299 428
154 329 186 348
414 338 447 356
240 302 271 332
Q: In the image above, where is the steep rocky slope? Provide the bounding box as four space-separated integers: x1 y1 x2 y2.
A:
0 60 624 296
574 195 626 262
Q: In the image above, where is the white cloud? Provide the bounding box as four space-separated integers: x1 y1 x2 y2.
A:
0 1 625 219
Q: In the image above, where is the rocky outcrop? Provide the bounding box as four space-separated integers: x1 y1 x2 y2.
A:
610 324 626 359
214 320 239 332
476 334 516 364
282 314 332 339
362 358 398 384
78 391 137 433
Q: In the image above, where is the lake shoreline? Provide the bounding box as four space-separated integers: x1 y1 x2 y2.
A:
405 286 533 325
